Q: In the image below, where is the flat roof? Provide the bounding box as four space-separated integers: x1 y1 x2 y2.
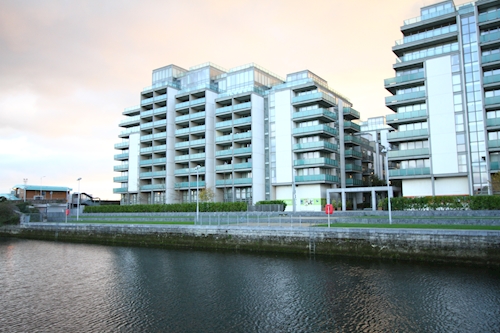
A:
13 185 72 192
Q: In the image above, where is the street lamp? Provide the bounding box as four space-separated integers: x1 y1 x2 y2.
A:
40 176 46 199
194 165 201 224
23 178 28 202
381 146 392 224
77 177 82 221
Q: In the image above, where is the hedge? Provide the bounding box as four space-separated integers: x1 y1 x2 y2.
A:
379 195 500 211
255 200 287 210
84 202 247 213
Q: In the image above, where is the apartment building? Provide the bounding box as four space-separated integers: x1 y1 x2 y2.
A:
115 63 376 211
385 0 500 196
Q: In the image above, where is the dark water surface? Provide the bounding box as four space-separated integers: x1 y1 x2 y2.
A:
1 237 499 333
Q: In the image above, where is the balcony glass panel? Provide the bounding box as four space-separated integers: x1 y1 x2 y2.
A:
385 91 426 104
114 153 129 160
384 72 425 86
292 125 338 136
343 107 361 118
479 9 500 23
114 141 129 149
234 131 252 140
482 53 500 64
175 97 206 109
141 122 154 130
233 116 252 126
387 128 429 140
389 167 431 177
386 109 427 122
293 141 338 151
486 117 500 127
113 188 128 193
141 110 153 118
480 31 500 44
215 134 232 143
388 148 430 158
292 108 336 121
140 171 166 178
489 139 500 148
484 95 500 106
153 144 167 152
491 161 499 170
113 164 129 171
140 157 166 165
345 164 362 172
344 121 361 131
294 158 338 167
345 149 362 158
345 178 364 186
292 92 336 106
483 74 500 85
113 176 128 182
119 115 140 126
233 178 252 185
295 174 339 183
215 120 233 129
140 184 166 191
174 153 206 162
344 135 363 145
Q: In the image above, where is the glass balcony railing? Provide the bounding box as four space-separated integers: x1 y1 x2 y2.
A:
343 107 360 119
491 161 499 170
119 115 140 126
403 7 455 25
152 144 167 152
233 178 253 185
234 162 252 170
345 178 364 186
292 108 336 121
141 97 154 105
292 92 337 106
153 95 167 103
384 72 425 86
141 122 154 130
388 148 430 159
344 121 361 132
344 135 363 145
113 176 128 182
113 164 129 171
484 95 500 106
386 109 427 122
174 153 206 162
480 31 500 44
175 98 206 110
479 9 500 23
294 158 338 167
388 128 429 140
140 184 166 191
174 167 206 175
139 157 166 166
175 125 206 135
215 134 232 143
215 147 252 156
488 139 500 149
140 171 166 178
233 116 252 126
389 167 430 177
295 174 339 183
175 181 206 189
114 141 129 149
345 164 362 172
123 105 140 115
385 91 426 104
215 120 233 129
234 131 252 140
487 117 500 127
141 110 154 118
113 188 128 193
114 153 129 160
293 141 338 152
483 74 500 85
292 125 338 137
345 149 362 158
482 53 500 64
119 127 140 137
215 178 252 186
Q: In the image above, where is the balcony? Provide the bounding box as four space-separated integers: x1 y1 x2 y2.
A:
479 9 500 24
215 178 252 186
292 124 338 138
113 188 128 193
388 148 430 160
140 157 166 166
113 164 129 172
141 97 154 106
344 121 360 133
295 174 339 183
294 158 338 168
119 127 140 138
480 31 500 45
175 125 206 136
123 105 140 116
140 171 166 178
174 167 206 175
215 120 233 130
215 134 232 143
114 152 129 161
484 95 500 108
344 135 363 145
119 115 140 127
175 98 206 110
293 141 338 153
489 139 500 149
114 141 129 149
482 53 500 66
234 131 252 141
486 117 500 129
174 153 206 162
140 184 166 191
385 91 426 107
215 147 252 157
390 167 430 177
292 92 336 107
233 116 252 127
345 149 362 159
483 74 500 87
292 108 336 122
215 102 252 116
387 128 429 141
386 109 427 125
345 164 362 172
384 72 425 89
113 176 128 182
175 181 206 189
175 111 206 124
491 161 499 171
215 162 252 172
346 178 364 186
343 107 360 120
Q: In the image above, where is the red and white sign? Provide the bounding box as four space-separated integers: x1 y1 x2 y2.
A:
325 204 334 215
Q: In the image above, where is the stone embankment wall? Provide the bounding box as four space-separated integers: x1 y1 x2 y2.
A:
1 223 499 266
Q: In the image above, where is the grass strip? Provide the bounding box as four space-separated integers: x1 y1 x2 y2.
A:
316 223 500 230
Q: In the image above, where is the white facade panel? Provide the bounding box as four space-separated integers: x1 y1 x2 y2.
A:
128 132 140 192
402 178 432 197
426 55 459 175
205 90 217 192
435 177 468 196
165 87 178 202
274 90 293 184
251 94 266 203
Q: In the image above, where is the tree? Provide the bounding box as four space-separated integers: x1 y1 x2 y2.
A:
492 172 500 194
0 201 20 226
199 187 215 202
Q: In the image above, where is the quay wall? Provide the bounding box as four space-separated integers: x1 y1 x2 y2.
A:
1 223 500 266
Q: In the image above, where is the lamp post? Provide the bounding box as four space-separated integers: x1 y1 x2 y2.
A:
195 165 201 224
40 176 45 199
23 178 28 202
77 178 82 221
381 146 392 224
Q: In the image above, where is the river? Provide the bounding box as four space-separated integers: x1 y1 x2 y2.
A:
1 237 499 332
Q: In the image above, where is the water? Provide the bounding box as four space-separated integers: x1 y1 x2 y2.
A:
1 238 499 333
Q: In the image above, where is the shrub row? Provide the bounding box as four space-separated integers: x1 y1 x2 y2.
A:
255 200 287 210
84 202 247 213
379 195 500 211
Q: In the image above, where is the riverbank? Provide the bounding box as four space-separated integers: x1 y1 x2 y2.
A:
1 222 500 266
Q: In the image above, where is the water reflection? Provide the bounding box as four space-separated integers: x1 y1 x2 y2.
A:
1 238 499 332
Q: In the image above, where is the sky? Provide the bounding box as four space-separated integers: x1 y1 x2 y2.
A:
0 0 470 199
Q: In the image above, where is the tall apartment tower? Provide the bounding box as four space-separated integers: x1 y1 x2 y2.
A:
115 63 375 211
385 0 500 197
